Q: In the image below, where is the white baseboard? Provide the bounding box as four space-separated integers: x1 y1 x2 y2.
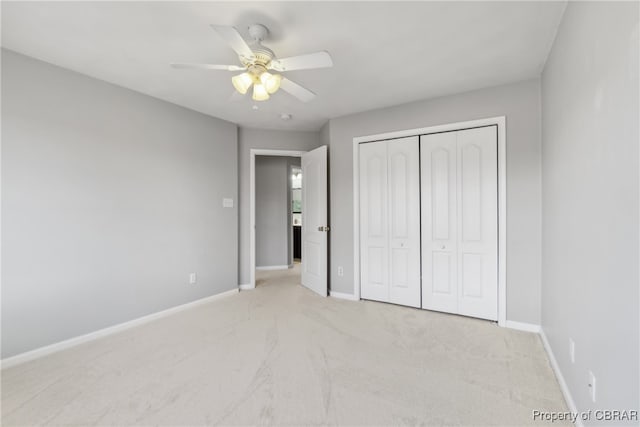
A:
540 329 583 427
255 265 290 271
505 320 541 333
239 283 255 290
1 288 239 370
329 291 359 301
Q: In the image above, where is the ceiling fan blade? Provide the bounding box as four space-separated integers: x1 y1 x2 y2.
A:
171 63 245 71
280 78 316 103
270 51 333 72
210 25 254 60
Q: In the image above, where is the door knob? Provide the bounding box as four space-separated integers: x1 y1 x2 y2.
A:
440 245 446 250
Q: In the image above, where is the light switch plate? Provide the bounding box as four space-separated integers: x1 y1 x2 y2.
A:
222 198 234 208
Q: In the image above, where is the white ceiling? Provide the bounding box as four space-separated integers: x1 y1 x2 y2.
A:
1 1 566 131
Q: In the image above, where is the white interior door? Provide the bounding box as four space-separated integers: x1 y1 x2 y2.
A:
359 142 389 302
456 126 498 320
421 126 498 320
387 137 421 307
421 131 458 313
301 145 328 296
359 137 420 307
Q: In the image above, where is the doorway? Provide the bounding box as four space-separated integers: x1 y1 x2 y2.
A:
249 147 329 296
249 149 305 287
253 154 303 287
291 166 302 264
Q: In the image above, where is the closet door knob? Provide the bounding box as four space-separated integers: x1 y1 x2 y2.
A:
440 245 446 250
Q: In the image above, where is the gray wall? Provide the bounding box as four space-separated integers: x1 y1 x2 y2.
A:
327 79 542 324
255 156 299 268
237 128 322 284
320 121 331 147
541 2 639 419
1 50 238 358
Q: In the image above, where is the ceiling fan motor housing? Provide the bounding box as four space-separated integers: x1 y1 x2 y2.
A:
247 44 275 67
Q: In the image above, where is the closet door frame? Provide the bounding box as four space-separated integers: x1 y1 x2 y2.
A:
352 116 507 327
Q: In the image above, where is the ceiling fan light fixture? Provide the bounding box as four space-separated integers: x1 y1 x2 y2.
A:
252 83 270 101
260 72 282 94
173 24 332 103
232 72 253 94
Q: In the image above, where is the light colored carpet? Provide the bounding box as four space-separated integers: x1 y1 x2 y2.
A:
2 265 568 426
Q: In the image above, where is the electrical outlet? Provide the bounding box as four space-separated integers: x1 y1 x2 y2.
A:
189 273 197 284
569 338 575 363
588 371 596 402
337 266 344 277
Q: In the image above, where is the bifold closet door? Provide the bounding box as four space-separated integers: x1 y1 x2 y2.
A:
387 138 421 307
421 126 498 320
456 127 498 319
420 131 458 314
359 141 389 303
360 137 420 307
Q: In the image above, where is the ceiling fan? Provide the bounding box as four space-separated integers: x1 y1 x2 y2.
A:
171 24 333 102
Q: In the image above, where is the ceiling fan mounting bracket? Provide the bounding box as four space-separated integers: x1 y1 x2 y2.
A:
248 24 269 42
240 24 275 67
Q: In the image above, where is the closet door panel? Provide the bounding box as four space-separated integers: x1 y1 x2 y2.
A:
359 142 389 302
421 132 458 313
387 137 421 308
457 126 498 320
